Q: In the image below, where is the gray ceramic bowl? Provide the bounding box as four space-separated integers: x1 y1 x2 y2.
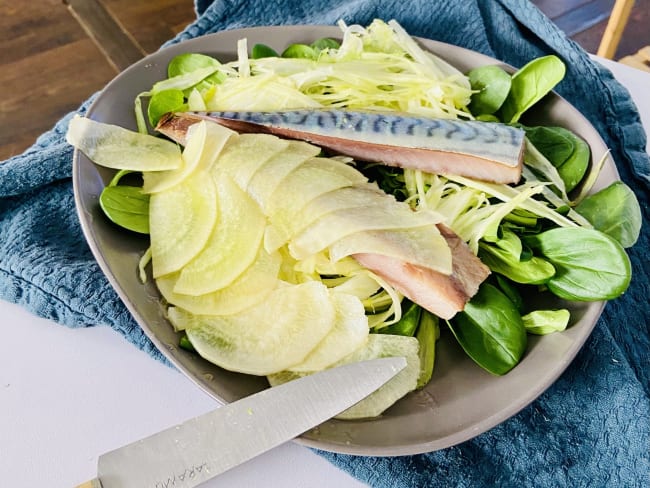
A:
73 25 616 456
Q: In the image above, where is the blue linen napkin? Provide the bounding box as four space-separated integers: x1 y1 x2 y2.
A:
1 0 649 486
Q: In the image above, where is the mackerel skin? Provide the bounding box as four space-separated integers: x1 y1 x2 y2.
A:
165 110 525 184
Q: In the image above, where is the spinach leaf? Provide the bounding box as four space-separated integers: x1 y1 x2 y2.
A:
524 124 591 193
251 43 279 59
524 227 631 300
378 299 421 336
522 309 570 335
168 53 221 78
179 333 196 352
311 37 340 51
499 55 566 123
448 283 527 375
575 181 642 248
147 89 186 127
494 275 524 313
281 43 318 59
99 170 150 234
415 311 439 388
524 125 575 166
467 65 512 116
363 164 409 201
167 53 226 93
478 230 555 284
280 38 340 59
165 53 226 100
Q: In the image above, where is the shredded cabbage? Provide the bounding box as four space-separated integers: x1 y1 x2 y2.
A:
184 19 474 118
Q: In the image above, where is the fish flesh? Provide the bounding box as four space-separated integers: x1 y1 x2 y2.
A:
157 110 525 184
353 224 490 319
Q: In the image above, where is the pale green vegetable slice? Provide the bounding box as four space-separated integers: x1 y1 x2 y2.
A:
288 293 369 373
329 226 452 274
173 281 336 375
288 204 443 259
269 334 420 419
187 88 207 111
246 140 322 207
142 121 235 193
66 115 182 171
174 174 266 295
270 184 386 249
155 247 281 316
522 309 570 335
264 158 369 252
328 271 382 300
211 133 290 188
149 170 217 278
265 157 367 217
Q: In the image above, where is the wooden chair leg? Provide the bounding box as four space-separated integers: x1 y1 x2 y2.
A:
597 0 635 59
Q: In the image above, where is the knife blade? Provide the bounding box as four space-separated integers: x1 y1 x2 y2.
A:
76 356 406 488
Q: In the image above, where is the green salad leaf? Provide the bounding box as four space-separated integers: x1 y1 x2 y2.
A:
467 64 512 116
99 170 150 234
575 181 642 248
448 283 527 375
525 227 632 301
499 55 566 123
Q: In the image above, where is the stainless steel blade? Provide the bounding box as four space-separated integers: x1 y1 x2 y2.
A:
95 357 406 488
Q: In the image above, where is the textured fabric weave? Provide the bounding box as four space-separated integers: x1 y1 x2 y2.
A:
1 1 648 486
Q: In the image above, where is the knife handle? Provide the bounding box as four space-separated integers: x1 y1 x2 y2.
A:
74 479 102 488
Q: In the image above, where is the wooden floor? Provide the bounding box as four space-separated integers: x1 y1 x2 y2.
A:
0 0 648 162
0 0 195 161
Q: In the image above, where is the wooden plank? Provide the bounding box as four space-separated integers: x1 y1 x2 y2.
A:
0 0 85 65
0 39 115 160
103 0 196 53
597 0 635 58
65 0 146 71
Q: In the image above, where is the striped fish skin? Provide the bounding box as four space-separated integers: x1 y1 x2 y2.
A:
196 110 523 163
169 110 525 184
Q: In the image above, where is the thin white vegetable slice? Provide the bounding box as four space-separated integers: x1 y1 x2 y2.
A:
269 334 420 419
288 204 443 259
268 184 386 250
155 247 281 316
263 158 368 252
66 115 182 171
288 293 369 372
173 281 336 375
174 174 266 295
327 271 382 300
210 133 290 189
149 169 217 278
246 140 322 207
330 226 453 274
265 157 367 217
142 121 235 193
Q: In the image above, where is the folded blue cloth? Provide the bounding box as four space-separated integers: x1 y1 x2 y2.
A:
1 0 648 486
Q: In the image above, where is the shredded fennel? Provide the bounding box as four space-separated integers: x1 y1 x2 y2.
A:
159 19 474 118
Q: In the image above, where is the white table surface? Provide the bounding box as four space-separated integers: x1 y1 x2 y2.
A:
2 57 648 488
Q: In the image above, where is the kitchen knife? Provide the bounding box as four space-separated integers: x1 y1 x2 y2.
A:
76 356 406 488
